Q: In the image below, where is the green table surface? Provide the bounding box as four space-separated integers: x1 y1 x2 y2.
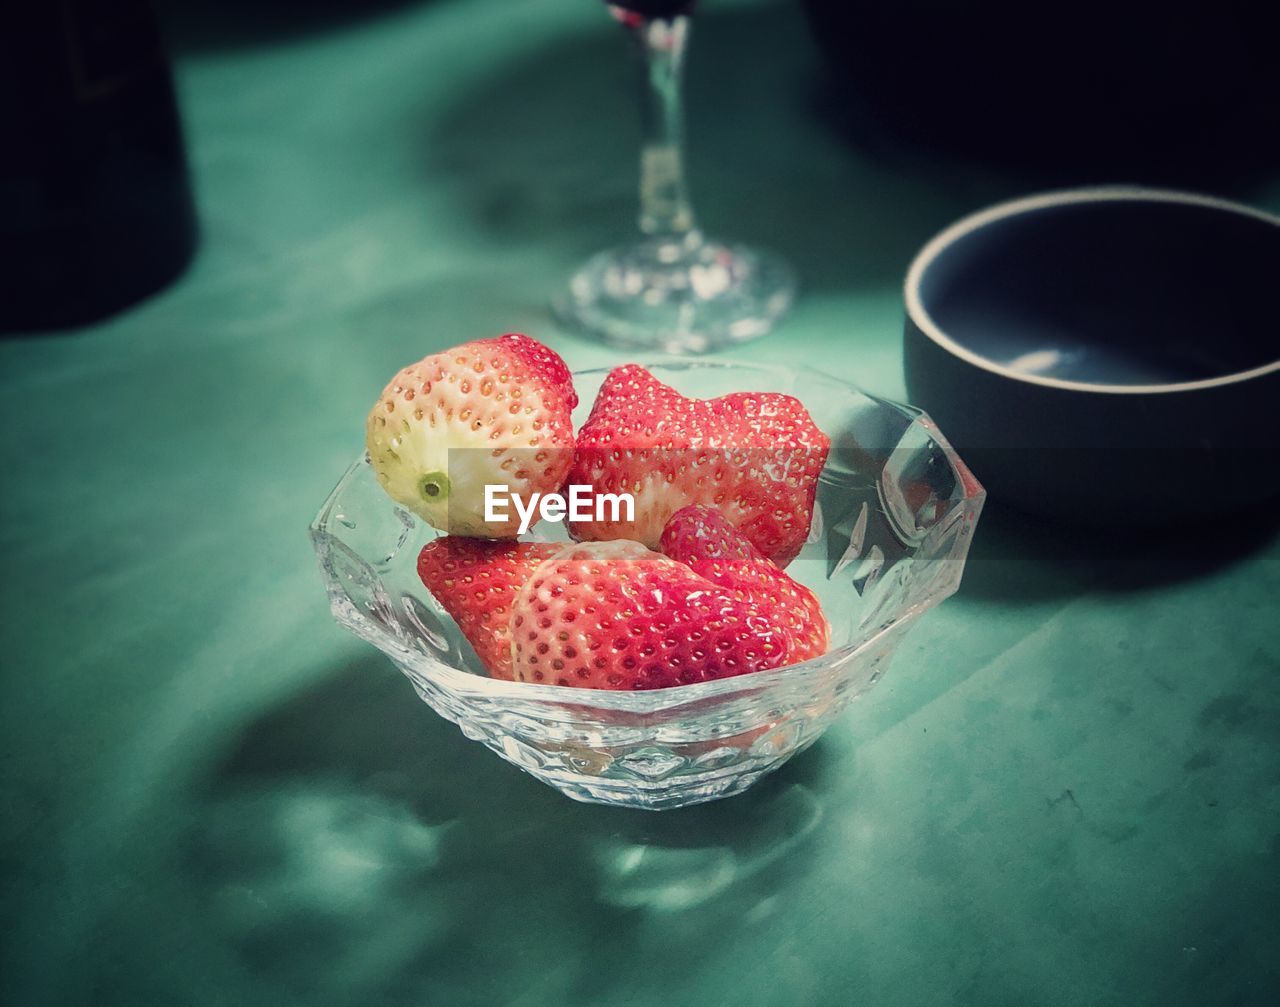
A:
4 1 1279 1004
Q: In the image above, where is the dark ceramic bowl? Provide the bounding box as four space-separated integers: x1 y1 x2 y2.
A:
903 188 1280 524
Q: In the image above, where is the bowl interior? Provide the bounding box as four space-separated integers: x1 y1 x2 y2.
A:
911 191 1280 388
312 361 984 709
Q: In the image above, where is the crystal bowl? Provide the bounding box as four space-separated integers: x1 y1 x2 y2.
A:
310 361 985 809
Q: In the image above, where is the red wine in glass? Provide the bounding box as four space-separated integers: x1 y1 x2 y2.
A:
608 1 696 17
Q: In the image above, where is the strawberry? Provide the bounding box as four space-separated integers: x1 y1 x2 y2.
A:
510 540 792 690
660 505 829 665
417 537 561 680
566 365 829 566
367 334 577 536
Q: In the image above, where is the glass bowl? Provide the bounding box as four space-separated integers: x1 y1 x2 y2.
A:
310 361 985 809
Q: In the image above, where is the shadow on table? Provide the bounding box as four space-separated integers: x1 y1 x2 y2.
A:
184 653 834 1003
958 498 1280 603
420 1 1007 303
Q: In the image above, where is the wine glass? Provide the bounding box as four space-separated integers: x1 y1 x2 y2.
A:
554 1 796 353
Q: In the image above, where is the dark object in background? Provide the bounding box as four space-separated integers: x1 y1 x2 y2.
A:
903 189 1280 525
801 1 1280 188
0 0 197 333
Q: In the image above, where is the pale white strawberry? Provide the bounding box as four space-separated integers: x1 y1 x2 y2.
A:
366 334 577 536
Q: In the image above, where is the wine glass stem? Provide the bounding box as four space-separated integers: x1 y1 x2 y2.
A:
626 14 698 243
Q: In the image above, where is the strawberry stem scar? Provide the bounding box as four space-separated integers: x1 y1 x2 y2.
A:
419 471 450 502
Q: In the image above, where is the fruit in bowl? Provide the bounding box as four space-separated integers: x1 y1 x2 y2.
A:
365 333 578 537
419 514 829 690
566 364 830 565
372 334 835 694
659 504 829 666
313 342 984 808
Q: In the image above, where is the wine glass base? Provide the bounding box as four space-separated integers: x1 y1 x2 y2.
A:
554 236 796 353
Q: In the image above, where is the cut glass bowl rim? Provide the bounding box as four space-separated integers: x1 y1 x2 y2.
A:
310 359 985 714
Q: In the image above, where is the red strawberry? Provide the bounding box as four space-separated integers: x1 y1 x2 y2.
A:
566 365 829 566
510 541 791 690
660 505 830 665
367 334 577 537
417 537 560 679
